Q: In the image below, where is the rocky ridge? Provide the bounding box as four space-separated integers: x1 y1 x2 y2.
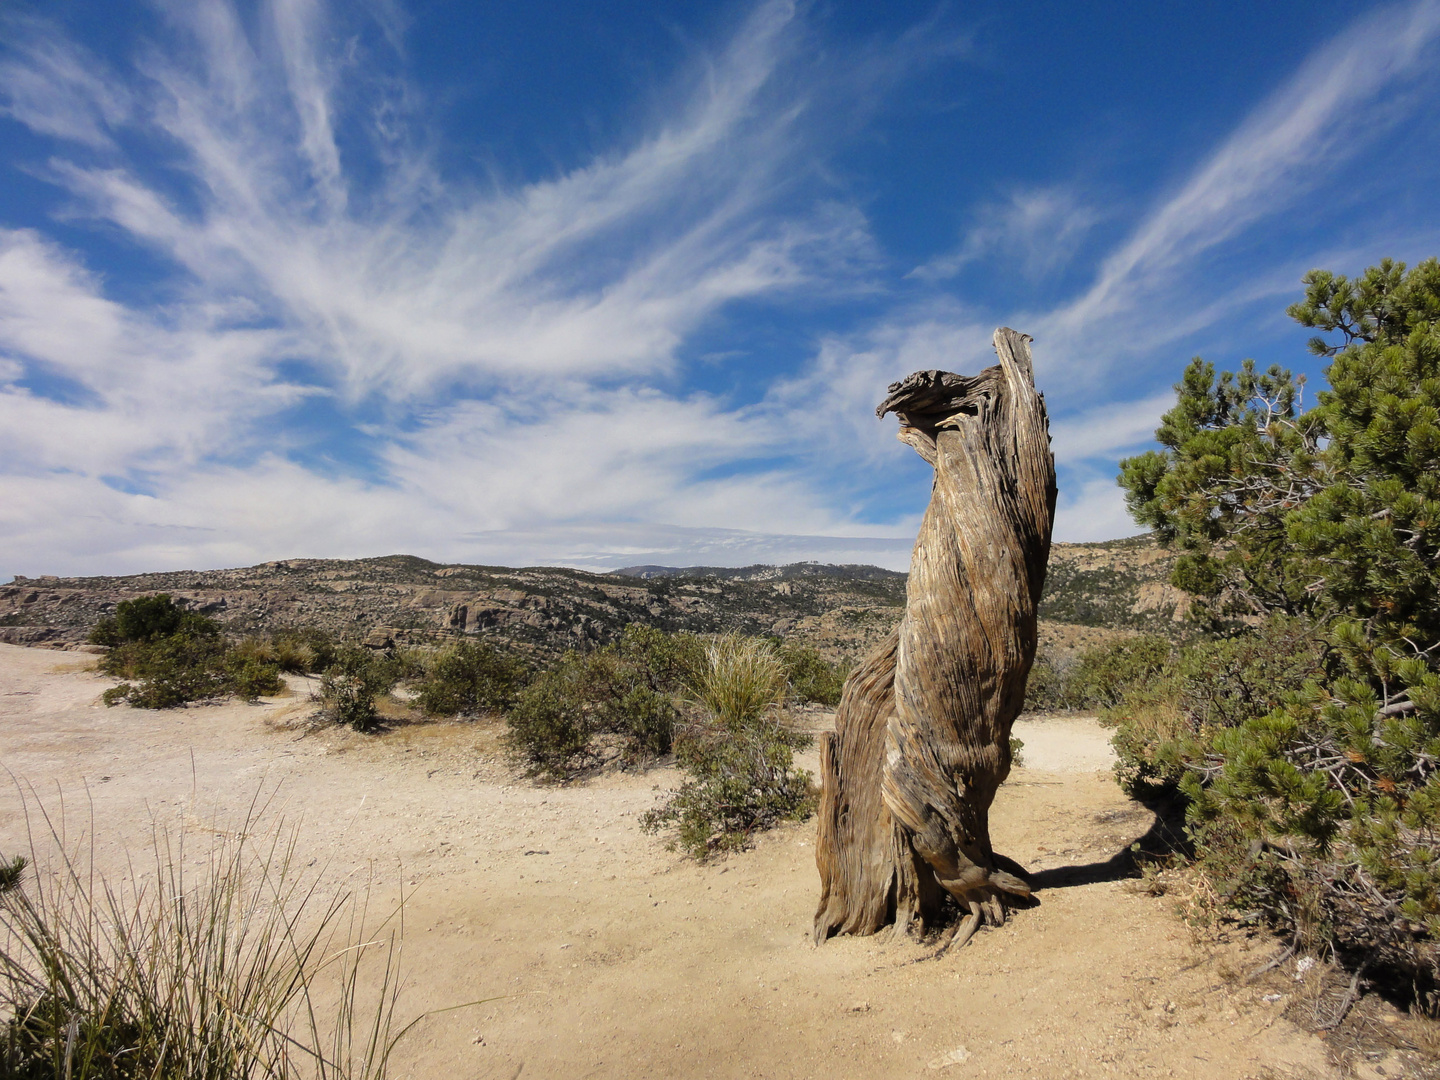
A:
1 536 1184 663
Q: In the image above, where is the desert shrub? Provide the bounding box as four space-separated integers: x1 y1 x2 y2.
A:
1107 673 1188 795
86 616 121 648
506 662 596 779
230 635 278 665
270 626 338 674
612 624 705 692
92 595 287 708
224 637 286 701
643 716 815 860
1022 652 1070 712
642 635 815 859
1067 635 1174 711
0 811 412 1079
1173 616 1328 730
604 686 678 758
416 641 528 717
692 633 789 725
1024 637 1177 716
1106 618 1328 795
387 646 429 683
274 636 317 674
317 646 398 732
506 649 679 777
225 654 286 702
100 625 231 709
778 644 846 707
504 626 702 778
1180 656 1440 999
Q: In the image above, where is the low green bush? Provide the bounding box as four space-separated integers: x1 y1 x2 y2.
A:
1173 616 1328 731
270 626 339 674
613 624 705 692
92 595 288 709
99 615 232 709
1105 617 1328 795
778 644 846 707
503 628 840 793
1022 653 1070 712
1106 673 1187 794
224 654 285 702
643 714 815 860
506 663 596 779
416 640 528 717
642 635 815 859
1068 635 1173 711
1179 642 1440 994
600 686 678 759
505 626 701 778
316 646 398 732
88 592 187 647
1023 636 1174 716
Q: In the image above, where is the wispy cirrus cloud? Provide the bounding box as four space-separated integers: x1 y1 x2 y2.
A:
765 0 1440 552
1043 0 1440 368
909 185 1102 284
0 21 132 149
36 0 868 396
0 0 925 575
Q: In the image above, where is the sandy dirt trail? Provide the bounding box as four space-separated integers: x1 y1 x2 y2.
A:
0 643 1342 1079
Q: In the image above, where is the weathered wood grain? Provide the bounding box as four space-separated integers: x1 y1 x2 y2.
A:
814 327 1057 947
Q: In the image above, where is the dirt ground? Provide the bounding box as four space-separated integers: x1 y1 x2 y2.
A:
0 642 1399 1079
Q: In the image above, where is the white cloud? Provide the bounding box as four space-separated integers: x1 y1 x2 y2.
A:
1053 478 1144 544
761 305 997 475
0 228 305 478
8 0 873 400
1047 393 1173 464
0 0 922 579
0 458 921 579
0 22 131 149
911 185 1101 283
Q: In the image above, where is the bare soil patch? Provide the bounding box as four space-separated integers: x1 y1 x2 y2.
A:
0 643 1357 1078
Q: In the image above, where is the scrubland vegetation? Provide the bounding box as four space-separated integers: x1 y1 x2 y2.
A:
86 598 842 859
92 595 289 708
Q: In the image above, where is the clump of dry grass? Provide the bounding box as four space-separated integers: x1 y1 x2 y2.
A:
0 797 413 1079
691 634 789 729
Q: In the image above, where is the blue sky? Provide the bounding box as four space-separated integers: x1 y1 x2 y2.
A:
3 0 1440 578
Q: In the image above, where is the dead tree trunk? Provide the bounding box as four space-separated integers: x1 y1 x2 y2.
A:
814 327 1056 949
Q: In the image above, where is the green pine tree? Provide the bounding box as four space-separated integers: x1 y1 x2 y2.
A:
1117 258 1440 1000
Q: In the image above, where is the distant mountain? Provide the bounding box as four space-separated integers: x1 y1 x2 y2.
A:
0 554 906 662
1 536 1185 665
612 562 907 583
